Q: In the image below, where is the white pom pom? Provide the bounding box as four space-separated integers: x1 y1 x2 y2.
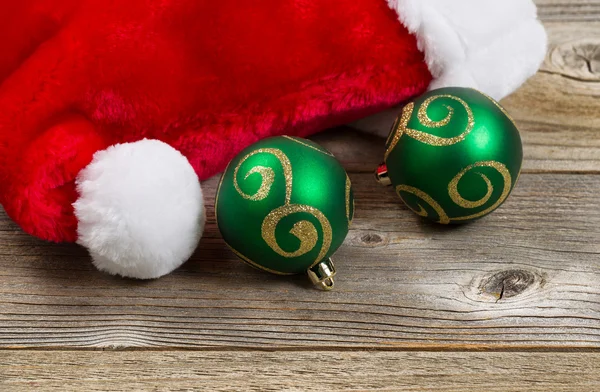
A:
74 139 205 279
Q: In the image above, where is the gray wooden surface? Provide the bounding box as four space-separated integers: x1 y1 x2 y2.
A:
3 351 600 392
1 1 599 390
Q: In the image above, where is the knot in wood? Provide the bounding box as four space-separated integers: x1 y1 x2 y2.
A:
549 39 600 81
361 233 383 245
480 269 537 301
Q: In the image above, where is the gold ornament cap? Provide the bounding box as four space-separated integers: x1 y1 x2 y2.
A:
375 163 392 186
308 258 336 291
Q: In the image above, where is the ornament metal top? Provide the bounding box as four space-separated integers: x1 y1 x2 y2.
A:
216 136 354 290
376 87 523 224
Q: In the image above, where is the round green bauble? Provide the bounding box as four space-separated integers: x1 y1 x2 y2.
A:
216 136 354 289
380 87 523 224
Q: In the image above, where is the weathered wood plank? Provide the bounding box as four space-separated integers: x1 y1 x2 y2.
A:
501 22 600 174
0 171 598 349
1 351 599 391
0 0 598 357
537 0 600 22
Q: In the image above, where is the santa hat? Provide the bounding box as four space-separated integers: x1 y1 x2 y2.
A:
0 0 546 278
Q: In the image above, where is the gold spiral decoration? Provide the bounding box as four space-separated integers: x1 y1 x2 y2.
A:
384 102 412 161
396 161 512 224
384 95 475 161
234 148 292 203
396 185 450 224
409 94 475 146
450 161 512 222
383 93 513 223
262 205 332 263
233 148 333 268
237 166 275 201
448 170 493 209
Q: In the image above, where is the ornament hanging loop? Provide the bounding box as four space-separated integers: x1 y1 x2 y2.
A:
375 163 391 186
308 258 336 291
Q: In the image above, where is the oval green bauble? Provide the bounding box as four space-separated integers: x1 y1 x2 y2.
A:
216 136 354 290
378 87 523 224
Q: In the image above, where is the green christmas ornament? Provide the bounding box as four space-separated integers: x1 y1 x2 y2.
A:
216 136 354 290
376 87 523 224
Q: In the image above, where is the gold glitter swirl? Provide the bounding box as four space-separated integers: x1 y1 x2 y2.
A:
386 111 403 146
417 98 453 128
234 148 292 204
262 204 332 265
396 161 512 224
448 169 494 209
240 166 274 201
231 145 334 268
406 94 475 146
396 185 450 224
451 161 512 222
345 174 353 225
282 135 334 157
384 95 476 162
411 203 428 218
384 102 413 162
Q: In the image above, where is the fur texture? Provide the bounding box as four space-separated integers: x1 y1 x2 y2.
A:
0 0 430 244
0 0 546 250
388 0 547 99
355 0 547 136
74 140 205 279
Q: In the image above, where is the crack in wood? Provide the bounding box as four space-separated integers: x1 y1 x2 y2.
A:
547 39 600 82
477 269 541 303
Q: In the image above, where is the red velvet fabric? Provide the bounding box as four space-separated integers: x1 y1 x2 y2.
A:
0 0 431 242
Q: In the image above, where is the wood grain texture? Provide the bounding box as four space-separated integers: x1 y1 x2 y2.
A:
0 171 599 349
537 0 600 22
2 351 600 392
1 1 599 389
500 21 600 174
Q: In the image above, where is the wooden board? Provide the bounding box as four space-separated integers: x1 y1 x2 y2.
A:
1 0 599 389
1 171 599 349
537 0 600 22
500 21 600 174
2 351 600 392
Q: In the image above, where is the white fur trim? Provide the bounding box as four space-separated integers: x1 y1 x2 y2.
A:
387 0 547 100
74 139 205 279
353 0 547 137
